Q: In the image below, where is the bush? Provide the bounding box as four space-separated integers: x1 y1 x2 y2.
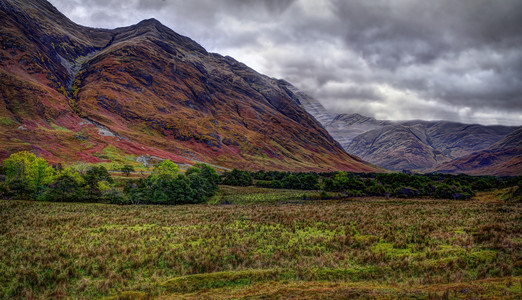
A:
121 164 135 176
434 184 472 200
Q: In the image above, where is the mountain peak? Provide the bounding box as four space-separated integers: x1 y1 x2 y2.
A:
136 18 162 27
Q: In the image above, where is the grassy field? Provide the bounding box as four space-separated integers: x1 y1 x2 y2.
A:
0 187 521 299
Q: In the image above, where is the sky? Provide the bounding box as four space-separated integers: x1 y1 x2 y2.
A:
47 0 522 126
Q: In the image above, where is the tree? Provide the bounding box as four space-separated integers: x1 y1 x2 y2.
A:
123 178 148 204
221 169 252 186
41 167 84 202
147 174 198 204
3 151 54 199
150 160 179 181
186 163 219 197
83 166 113 200
323 172 349 192
299 174 319 190
121 164 135 176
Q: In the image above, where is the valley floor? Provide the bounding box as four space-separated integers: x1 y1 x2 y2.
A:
0 189 521 299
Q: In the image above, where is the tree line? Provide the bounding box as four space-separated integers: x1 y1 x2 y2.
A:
0 151 218 204
221 169 521 200
1 151 520 203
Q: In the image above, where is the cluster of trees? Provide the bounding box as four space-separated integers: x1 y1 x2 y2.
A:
322 172 475 199
252 170 319 190
221 169 253 186
0 151 218 204
123 161 219 205
222 169 521 200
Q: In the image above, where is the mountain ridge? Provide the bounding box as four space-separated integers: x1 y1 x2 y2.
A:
293 95 519 174
0 0 377 172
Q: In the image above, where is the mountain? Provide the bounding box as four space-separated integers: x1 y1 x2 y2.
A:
294 97 519 174
344 120 516 171
325 113 392 147
435 127 522 176
0 0 377 172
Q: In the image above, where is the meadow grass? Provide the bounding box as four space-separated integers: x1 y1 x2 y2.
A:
0 189 520 299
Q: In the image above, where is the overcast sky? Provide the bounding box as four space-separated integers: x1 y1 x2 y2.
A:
48 0 522 126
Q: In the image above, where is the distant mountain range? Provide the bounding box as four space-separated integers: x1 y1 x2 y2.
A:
0 0 376 172
296 96 521 175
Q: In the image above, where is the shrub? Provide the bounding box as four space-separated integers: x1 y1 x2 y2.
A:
394 186 419 198
121 164 135 176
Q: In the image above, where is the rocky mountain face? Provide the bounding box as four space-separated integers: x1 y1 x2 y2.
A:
294 96 519 175
0 0 377 172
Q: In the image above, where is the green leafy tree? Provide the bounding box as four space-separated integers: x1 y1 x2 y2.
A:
83 166 113 200
123 178 147 204
121 164 135 177
186 163 219 197
221 169 252 186
299 174 319 190
3 151 54 199
150 160 179 181
147 174 198 204
41 167 84 202
323 172 349 192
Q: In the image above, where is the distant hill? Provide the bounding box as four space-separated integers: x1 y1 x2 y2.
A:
435 127 522 176
0 0 377 172
295 97 519 175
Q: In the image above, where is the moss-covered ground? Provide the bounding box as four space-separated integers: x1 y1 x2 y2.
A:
0 188 520 299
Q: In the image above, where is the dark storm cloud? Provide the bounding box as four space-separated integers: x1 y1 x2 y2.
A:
48 0 522 126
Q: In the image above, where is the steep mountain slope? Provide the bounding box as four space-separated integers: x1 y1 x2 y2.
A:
436 127 522 176
0 0 376 172
325 113 392 146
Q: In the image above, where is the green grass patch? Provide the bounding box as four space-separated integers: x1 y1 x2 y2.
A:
50 123 72 132
160 269 284 292
209 185 321 204
0 117 16 126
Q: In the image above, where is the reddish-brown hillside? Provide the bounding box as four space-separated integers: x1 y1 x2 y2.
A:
0 0 376 172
